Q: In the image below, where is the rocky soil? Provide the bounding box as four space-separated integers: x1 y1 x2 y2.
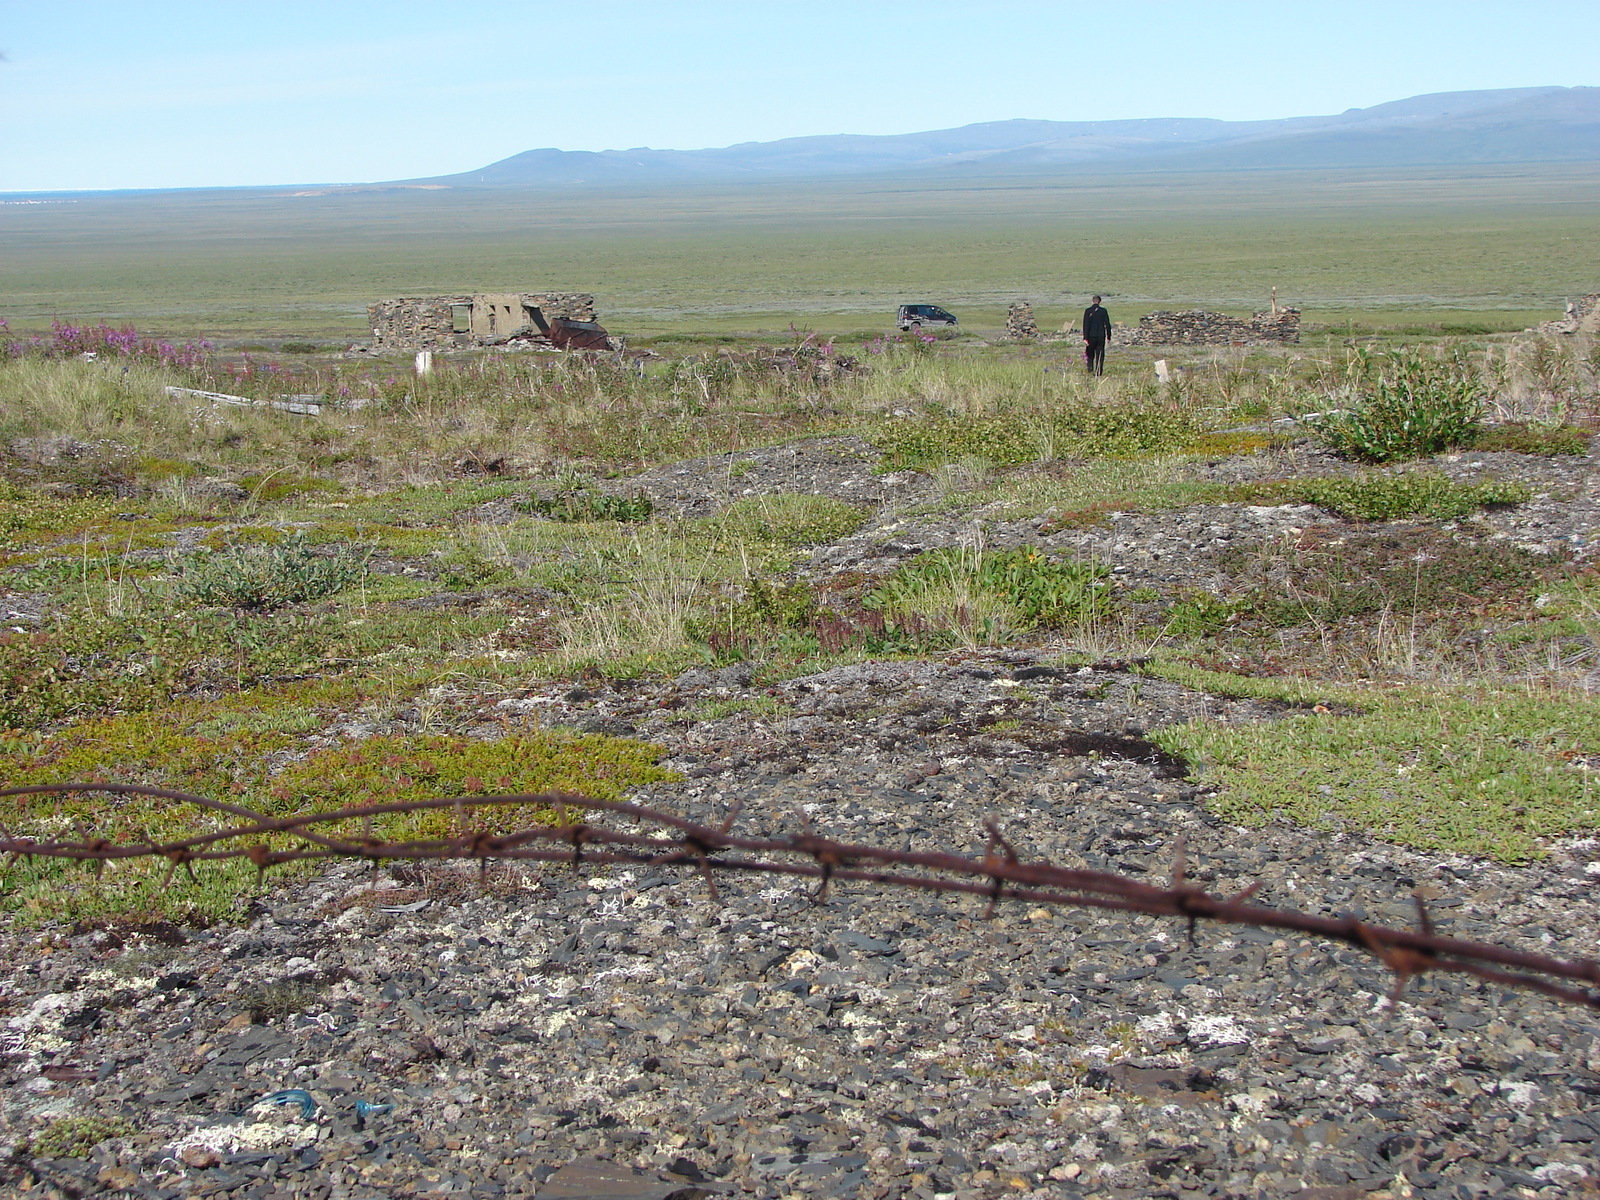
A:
4 436 1600 1200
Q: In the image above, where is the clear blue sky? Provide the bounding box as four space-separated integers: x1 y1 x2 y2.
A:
3 0 1595 191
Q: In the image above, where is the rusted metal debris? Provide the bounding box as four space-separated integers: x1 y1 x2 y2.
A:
1 782 1596 1013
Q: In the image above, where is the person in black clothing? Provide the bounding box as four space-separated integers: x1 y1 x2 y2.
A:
1082 295 1111 376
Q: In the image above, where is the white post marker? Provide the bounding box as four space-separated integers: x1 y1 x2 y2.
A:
1154 359 1171 385
415 350 434 377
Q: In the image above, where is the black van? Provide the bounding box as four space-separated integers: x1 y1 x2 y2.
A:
896 304 958 332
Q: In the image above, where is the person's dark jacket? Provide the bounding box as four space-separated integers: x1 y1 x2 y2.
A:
1082 304 1112 340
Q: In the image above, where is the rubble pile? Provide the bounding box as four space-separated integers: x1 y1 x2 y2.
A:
1531 292 1600 337
1005 301 1040 341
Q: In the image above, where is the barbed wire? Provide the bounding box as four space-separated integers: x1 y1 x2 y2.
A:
1 782 1597 1011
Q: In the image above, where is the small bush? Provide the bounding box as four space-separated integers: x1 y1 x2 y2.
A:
1164 592 1241 638
688 576 819 653
520 486 654 523
172 531 366 610
435 546 513 590
1469 423 1591 457
870 547 1112 630
712 494 870 548
1311 349 1485 462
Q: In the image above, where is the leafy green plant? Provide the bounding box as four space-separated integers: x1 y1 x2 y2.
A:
1163 591 1241 638
0 481 119 557
1310 349 1485 462
1214 528 1554 631
688 576 817 654
1229 472 1530 521
0 712 679 918
171 531 366 610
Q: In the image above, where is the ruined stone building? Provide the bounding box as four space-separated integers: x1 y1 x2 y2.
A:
367 293 605 351
1115 307 1301 347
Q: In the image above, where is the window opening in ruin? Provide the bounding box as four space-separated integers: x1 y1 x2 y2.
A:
451 305 472 334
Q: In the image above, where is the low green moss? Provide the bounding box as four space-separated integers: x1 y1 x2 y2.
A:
27 1115 137 1158
873 403 1204 470
1228 473 1530 521
0 686 679 918
1151 675 1600 862
1469 423 1592 457
237 473 343 503
0 481 122 559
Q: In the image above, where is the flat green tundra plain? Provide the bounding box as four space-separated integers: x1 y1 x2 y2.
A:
1 162 1597 921
3 163 1597 339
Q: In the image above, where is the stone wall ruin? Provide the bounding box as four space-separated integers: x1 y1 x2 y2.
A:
1532 293 1600 337
1114 307 1301 347
368 293 599 351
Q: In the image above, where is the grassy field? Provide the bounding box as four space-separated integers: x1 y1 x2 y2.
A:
4 163 1596 340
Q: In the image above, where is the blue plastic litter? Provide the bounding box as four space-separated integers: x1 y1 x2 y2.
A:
258 1088 317 1120
354 1099 394 1119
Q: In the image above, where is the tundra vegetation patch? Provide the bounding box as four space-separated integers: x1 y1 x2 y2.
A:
2 323 1599 1197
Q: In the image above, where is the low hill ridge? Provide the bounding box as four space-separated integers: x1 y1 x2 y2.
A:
421 86 1597 188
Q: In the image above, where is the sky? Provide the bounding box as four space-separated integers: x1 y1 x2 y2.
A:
3 0 1596 192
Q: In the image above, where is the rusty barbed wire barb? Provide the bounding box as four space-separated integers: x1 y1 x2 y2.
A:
0 783 1595 1012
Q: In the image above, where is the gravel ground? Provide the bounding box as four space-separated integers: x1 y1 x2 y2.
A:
4 437 1600 1199
4 655 1598 1200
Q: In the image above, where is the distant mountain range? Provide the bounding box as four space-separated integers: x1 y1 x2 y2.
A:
411 87 1599 189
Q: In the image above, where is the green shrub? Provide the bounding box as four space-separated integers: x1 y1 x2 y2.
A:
687 576 819 652
1311 349 1485 462
1469 423 1591 457
435 546 513 590
1164 592 1241 638
875 414 1041 469
520 486 654 523
1294 473 1530 521
870 547 1112 630
172 531 366 610
0 608 183 730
